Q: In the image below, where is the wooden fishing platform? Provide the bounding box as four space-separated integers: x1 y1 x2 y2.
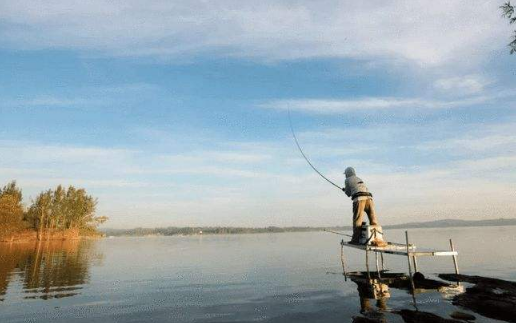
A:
342 241 458 257
339 231 460 291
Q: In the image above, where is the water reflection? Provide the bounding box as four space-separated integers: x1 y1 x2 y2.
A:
354 277 390 313
0 239 102 301
349 272 466 322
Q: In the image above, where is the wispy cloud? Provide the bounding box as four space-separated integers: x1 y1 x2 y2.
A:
3 129 516 228
0 83 160 109
454 155 516 172
433 74 492 96
0 140 137 164
261 89 516 114
157 151 272 165
0 96 105 108
415 122 516 153
0 0 510 67
418 134 516 152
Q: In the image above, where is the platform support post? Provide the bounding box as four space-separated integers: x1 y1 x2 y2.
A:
412 256 419 272
405 231 415 291
449 239 459 275
365 248 371 279
380 252 385 271
375 252 381 278
340 240 347 281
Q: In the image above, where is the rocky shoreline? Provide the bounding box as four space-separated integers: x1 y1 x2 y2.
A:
439 273 516 323
351 272 516 323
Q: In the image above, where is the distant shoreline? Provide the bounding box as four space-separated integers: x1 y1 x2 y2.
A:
102 218 516 237
0 228 103 243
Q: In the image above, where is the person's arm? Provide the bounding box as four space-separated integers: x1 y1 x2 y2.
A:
343 180 351 197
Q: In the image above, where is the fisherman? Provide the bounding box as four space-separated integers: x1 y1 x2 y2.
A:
343 167 379 244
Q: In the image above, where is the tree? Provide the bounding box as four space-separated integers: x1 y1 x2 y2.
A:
0 181 23 206
26 190 52 240
501 2 516 54
2 182 106 238
0 181 25 237
0 195 25 237
26 185 102 236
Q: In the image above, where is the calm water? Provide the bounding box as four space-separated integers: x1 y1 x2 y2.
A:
1 226 515 322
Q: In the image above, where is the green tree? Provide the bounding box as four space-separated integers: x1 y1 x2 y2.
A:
0 181 26 237
50 185 65 230
3 182 106 238
501 2 516 54
0 181 23 206
0 195 25 237
27 190 53 240
26 185 104 237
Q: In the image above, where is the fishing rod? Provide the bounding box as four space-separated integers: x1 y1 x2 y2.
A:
324 229 352 238
288 109 343 191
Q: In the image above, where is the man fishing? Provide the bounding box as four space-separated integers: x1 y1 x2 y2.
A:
343 167 379 244
288 112 381 244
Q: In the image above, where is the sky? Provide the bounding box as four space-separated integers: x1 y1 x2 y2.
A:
1 0 515 229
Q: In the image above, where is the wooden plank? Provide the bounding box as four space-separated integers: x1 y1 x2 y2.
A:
342 242 416 251
412 251 458 257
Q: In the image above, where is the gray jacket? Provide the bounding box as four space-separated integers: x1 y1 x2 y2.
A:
344 167 371 199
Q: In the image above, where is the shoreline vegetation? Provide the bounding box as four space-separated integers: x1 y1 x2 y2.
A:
3 178 515 240
0 181 107 243
103 218 516 237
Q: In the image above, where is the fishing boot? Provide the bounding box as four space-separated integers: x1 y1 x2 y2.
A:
349 227 360 244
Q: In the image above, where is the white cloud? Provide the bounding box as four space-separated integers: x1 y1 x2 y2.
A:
262 89 516 114
454 155 516 172
415 122 516 153
434 75 492 95
0 0 510 67
418 134 516 152
262 96 475 114
158 151 272 165
0 140 136 164
3 118 516 228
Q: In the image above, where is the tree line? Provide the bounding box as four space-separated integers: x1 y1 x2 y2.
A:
104 226 346 237
0 181 107 238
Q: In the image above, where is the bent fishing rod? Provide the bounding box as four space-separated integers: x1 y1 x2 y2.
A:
288 109 343 191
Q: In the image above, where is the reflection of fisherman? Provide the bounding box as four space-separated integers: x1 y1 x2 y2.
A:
354 278 389 316
343 167 379 244
357 284 389 313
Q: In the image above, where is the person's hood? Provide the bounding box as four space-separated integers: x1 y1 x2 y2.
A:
344 167 356 178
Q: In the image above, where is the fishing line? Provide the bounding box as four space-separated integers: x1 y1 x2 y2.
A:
288 109 343 190
323 229 352 238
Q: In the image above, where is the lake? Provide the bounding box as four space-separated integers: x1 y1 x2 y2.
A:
1 226 515 322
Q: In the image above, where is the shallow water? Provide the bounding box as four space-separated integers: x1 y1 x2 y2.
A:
0 226 515 322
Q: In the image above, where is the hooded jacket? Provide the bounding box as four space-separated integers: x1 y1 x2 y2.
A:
344 167 372 200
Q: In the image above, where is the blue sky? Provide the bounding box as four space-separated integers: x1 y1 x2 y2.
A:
1 0 515 228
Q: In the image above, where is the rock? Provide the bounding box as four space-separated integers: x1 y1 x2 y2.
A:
450 311 475 320
439 274 516 323
439 274 516 293
452 286 516 322
413 272 425 281
352 316 382 323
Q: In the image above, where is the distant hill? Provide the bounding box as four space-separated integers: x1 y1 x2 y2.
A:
102 218 516 237
384 218 516 229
